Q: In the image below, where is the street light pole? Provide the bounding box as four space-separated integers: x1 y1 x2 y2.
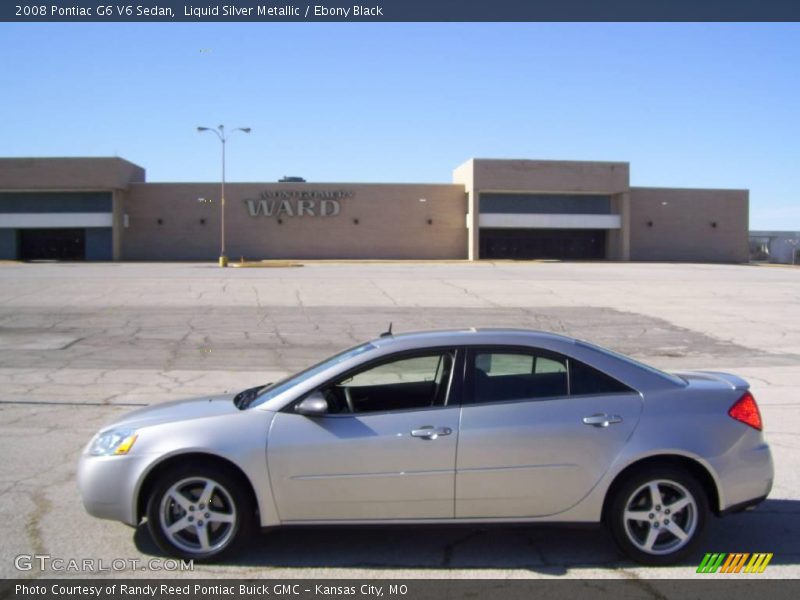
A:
221 127 226 264
197 124 251 267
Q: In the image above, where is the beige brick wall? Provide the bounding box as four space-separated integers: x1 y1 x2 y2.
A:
466 159 630 194
121 182 468 260
0 157 144 190
629 187 749 262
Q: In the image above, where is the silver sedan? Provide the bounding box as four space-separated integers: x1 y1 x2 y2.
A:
78 329 773 564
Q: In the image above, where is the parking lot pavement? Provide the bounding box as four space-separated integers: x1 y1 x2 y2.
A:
0 261 798 579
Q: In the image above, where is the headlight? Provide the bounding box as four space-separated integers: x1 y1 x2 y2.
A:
88 429 138 456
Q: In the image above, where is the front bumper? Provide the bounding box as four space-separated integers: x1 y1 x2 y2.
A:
77 453 151 526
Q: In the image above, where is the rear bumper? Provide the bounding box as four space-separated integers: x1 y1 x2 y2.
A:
715 440 774 513
719 494 768 517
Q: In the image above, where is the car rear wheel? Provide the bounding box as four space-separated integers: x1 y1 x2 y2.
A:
608 467 708 565
146 464 253 561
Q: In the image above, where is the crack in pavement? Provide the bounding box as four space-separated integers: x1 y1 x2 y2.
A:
441 530 483 568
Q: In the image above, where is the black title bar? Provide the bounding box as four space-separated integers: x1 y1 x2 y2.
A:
4 0 800 22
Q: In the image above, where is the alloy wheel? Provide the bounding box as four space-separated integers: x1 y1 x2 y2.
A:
622 478 698 555
158 476 238 555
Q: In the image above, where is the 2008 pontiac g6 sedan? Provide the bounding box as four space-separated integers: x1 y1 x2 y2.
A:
78 329 773 564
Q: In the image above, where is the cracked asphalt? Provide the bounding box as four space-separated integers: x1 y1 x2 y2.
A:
0 261 798 579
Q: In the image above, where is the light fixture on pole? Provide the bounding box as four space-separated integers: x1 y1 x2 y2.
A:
197 124 251 267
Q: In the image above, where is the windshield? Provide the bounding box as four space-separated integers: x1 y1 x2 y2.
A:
244 342 377 409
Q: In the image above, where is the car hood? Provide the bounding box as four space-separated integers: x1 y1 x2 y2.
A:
102 394 240 431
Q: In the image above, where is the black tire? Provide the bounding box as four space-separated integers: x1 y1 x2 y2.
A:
146 463 254 562
607 466 709 565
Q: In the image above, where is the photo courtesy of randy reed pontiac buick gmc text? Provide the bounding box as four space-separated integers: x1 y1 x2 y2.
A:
14 584 403 597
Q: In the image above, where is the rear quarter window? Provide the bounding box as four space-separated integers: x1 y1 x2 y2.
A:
570 360 634 396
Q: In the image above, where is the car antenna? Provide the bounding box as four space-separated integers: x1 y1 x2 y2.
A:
380 322 393 337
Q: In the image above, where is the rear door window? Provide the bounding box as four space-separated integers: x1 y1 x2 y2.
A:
472 350 568 403
467 347 634 404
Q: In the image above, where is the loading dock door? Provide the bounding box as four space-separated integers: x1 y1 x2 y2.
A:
480 228 606 260
19 228 86 260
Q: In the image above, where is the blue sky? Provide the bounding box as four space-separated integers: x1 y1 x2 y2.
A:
2 23 798 229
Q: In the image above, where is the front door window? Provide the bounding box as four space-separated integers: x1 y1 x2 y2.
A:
322 351 456 414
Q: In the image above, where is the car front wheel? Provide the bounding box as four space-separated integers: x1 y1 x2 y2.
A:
608 467 708 565
146 464 253 561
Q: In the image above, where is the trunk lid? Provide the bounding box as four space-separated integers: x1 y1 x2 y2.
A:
671 370 750 390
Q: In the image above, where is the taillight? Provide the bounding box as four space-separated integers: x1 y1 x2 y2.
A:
728 391 763 431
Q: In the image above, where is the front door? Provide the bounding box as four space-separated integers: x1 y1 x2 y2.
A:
456 347 642 518
268 350 460 521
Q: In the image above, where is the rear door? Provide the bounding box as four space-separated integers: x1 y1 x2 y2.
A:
456 346 642 518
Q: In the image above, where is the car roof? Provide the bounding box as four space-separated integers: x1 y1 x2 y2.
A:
370 328 579 349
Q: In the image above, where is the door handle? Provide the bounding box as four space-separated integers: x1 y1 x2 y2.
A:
410 426 452 440
582 414 623 428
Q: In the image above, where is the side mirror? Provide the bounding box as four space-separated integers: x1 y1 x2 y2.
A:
295 392 328 417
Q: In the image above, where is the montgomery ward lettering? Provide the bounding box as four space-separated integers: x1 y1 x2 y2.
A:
244 192 350 218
